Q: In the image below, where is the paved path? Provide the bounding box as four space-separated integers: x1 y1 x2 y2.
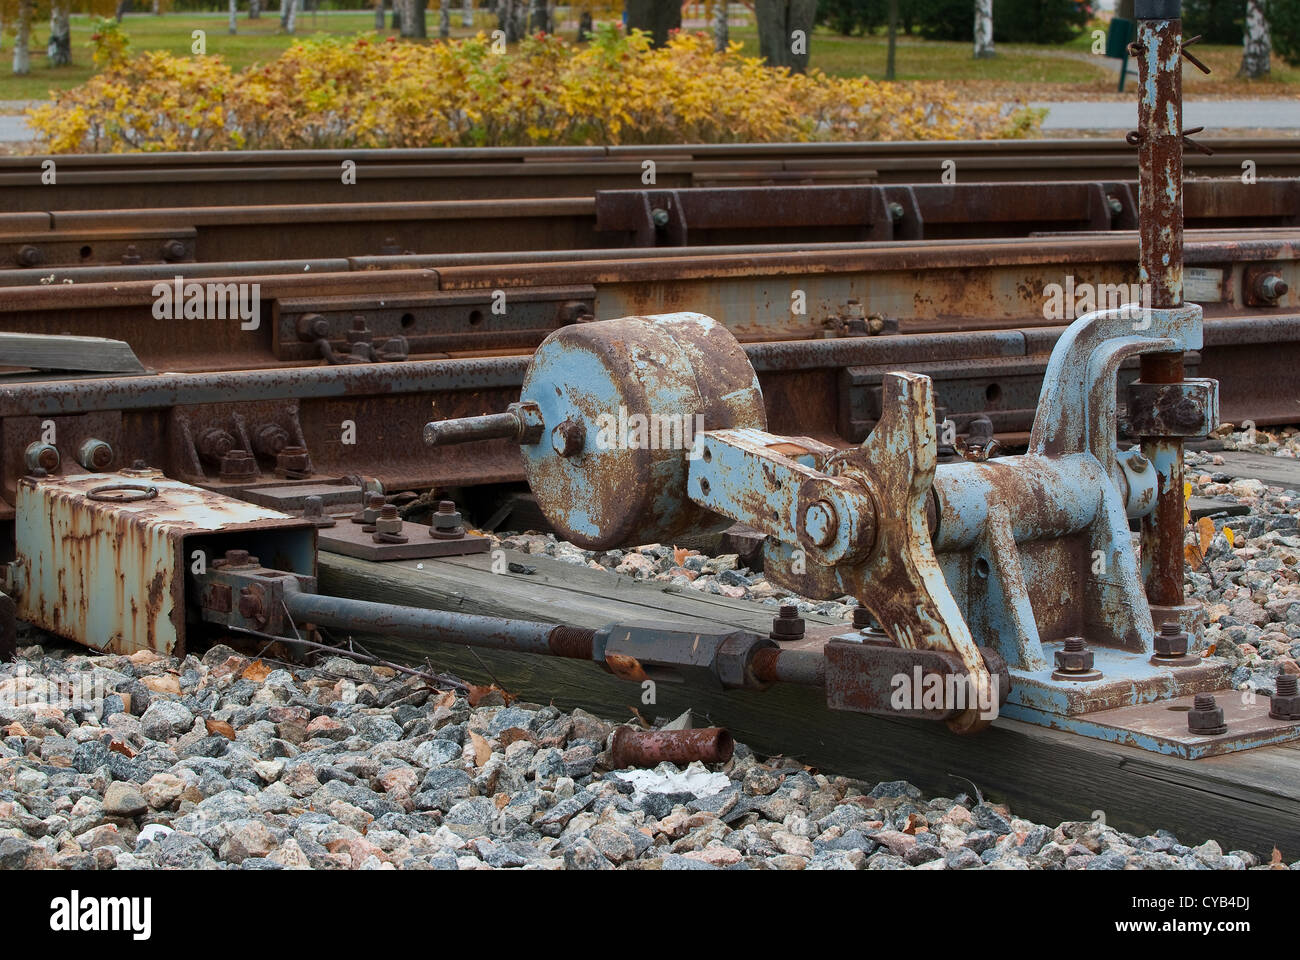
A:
0 114 34 143
1030 99 1300 131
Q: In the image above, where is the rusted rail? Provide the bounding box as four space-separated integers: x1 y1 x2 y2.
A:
3 179 1297 270
2 137 1298 211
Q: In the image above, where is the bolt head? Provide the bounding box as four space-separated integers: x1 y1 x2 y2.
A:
802 500 838 548
1269 693 1300 721
550 419 586 458
1054 646 1095 673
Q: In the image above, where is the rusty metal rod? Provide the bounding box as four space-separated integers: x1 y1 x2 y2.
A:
281 584 595 660
423 411 525 447
610 727 735 769
1135 0 1189 616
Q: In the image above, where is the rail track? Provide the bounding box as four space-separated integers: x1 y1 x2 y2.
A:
3 178 1297 272
2 137 1298 213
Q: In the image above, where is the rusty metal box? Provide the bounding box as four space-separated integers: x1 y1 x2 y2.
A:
14 469 316 656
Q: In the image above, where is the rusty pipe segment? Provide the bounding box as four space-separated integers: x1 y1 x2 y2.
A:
610 727 735 769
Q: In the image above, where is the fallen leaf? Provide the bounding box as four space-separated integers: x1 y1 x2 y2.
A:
433 689 458 710
1224 527 1235 548
627 706 651 728
241 660 272 684
1197 516 1215 554
1184 543 1203 567
1203 641 1217 657
606 653 648 682
205 718 236 741
108 739 136 759
672 545 690 566
468 731 492 767
498 726 535 748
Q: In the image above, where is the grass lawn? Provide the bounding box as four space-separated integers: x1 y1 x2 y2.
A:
1 13 1296 106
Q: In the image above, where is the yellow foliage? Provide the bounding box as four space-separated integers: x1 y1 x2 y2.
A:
28 27 1043 153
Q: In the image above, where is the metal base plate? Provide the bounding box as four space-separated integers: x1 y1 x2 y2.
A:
1007 688 1300 759
319 520 490 561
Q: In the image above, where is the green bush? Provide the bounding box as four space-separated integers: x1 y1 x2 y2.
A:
1270 0 1300 66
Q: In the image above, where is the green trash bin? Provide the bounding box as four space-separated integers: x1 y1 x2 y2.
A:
1107 17 1137 91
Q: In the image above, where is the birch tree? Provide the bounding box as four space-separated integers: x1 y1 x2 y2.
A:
281 0 297 33
229 0 238 33
462 0 472 27
1239 0 1271 78
12 0 32 74
973 0 993 59
712 0 727 51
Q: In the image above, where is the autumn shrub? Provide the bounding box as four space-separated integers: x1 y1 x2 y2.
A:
28 27 1042 152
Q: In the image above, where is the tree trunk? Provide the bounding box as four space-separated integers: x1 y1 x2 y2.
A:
973 0 994 59
712 0 727 51
626 0 681 47
407 0 428 37
281 0 297 33
153 0 161 13
755 0 815 72
47 0 72 67
249 0 260 18
462 0 473 28
885 0 898 79
12 0 32 75
439 0 450 36
1239 0 1271 78
115 0 131 23
527 0 548 33
374 0 385 28
229 0 238 33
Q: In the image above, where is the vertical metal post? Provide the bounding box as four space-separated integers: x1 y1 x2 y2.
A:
1134 0 1192 629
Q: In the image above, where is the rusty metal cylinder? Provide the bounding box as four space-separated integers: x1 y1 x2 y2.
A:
518 313 766 550
609 726 735 769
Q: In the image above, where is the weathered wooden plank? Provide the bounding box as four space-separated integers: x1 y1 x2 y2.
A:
317 548 1300 857
1210 451 1300 489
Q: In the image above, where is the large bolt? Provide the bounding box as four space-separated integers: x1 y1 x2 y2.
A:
1188 693 1227 736
1054 636 1096 674
802 499 838 548
346 317 372 345
121 244 142 265
196 427 236 465
1256 273 1289 302
24 441 60 473
75 438 114 471
219 449 258 482
275 444 312 477
650 207 670 228
15 245 43 268
430 500 466 540
852 606 872 630
887 202 905 222
770 604 805 643
160 239 188 262
550 418 586 458
352 493 386 527
297 313 330 342
237 585 267 627
1270 674 1300 721
373 504 408 543
301 495 337 528
1153 619 1189 658
252 423 291 458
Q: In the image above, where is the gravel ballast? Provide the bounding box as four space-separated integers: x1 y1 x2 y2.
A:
0 425 1296 871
